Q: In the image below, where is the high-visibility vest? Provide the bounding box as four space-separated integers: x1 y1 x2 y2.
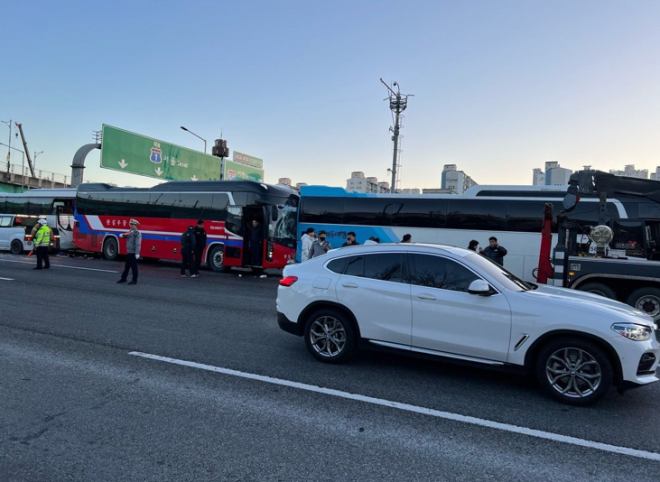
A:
35 226 52 247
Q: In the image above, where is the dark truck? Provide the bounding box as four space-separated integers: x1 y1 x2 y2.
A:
550 170 660 326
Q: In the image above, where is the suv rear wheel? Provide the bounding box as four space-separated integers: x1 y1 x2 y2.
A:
535 337 613 405
304 309 357 364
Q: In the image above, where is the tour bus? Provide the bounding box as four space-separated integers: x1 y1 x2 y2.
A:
0 189 76 253
74 181 299 271
297 185 631 282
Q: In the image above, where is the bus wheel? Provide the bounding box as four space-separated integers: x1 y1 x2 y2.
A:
10 239 23 255
577 282 616 300
209 246 228 273
627 288 660 324
103 238 118 261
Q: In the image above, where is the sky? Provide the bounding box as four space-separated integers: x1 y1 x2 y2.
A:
2 0 660 189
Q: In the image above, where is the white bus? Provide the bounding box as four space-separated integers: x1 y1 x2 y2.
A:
297 185 628 282
0 189 77 253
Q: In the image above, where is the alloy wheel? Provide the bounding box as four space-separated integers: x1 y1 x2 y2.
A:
545 347 602 398
309 316 347 358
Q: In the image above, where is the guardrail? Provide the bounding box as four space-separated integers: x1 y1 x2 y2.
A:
3 163 106 188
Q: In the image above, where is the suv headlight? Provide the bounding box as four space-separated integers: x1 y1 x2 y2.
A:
611 323 653 341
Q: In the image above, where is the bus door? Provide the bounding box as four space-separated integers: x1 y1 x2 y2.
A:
55 204 75 251
242 206 267 267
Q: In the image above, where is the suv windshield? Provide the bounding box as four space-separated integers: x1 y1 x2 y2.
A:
464 253 534 292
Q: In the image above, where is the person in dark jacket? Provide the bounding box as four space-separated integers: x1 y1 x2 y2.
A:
180 226 197 277
249 220 264 266
193 219 207 275
342 232 360 247
482 236 508 266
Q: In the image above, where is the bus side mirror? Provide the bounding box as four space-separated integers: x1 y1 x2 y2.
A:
563 193 578 210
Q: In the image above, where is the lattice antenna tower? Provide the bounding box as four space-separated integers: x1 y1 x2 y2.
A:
380 78 413 193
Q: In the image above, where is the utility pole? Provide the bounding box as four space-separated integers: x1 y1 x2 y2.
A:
1 119 11 173
380 79 413 193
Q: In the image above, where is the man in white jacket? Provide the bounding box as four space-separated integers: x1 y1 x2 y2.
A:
300 227 316 262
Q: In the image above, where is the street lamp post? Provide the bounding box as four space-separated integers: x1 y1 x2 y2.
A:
180 126 207 153
1 119 11 173
34 151 44 171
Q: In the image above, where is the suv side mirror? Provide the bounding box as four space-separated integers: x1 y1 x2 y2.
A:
468 280 493 296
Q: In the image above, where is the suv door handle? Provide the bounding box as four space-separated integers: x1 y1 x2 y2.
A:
342 282 358 288
417 293 437 301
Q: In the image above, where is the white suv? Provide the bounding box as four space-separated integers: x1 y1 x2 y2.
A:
277 244 659 405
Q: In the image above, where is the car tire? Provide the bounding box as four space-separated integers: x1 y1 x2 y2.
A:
10 239 23 255
304 309 357 364
208 245 229 273
103 237 118 261
535 337 613 406
577 282 616 300
627 287 660 325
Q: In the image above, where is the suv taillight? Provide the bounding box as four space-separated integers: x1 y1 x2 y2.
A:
279 276 298 287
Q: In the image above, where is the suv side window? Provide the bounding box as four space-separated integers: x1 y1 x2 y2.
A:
344 255 364 277
364 253 404 282
409 254 479 292
342 253 404 283
326 257 349 274
0 216 12 227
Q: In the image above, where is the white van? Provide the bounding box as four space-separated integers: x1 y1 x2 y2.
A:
0 215 32 254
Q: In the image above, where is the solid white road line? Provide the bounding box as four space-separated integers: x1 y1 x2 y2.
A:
129 351 660 463
0 277 14 281
0 259 118 273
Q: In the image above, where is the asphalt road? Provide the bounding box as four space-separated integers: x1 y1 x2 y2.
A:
1 252 659 481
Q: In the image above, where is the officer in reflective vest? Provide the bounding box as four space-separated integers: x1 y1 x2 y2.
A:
33 219 52 270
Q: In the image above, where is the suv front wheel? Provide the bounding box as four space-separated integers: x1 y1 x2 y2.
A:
535 337 613 405
304 309 357 364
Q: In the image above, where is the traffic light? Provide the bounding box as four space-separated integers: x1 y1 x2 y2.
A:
212 139 229 158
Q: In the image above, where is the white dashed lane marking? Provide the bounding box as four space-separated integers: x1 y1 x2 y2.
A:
129 351 660 463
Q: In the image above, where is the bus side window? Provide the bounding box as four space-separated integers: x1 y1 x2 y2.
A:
447 200 505 231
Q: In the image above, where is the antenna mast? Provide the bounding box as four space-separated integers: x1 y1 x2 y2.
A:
380 78 413 193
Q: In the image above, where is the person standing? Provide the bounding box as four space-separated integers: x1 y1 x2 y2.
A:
342 232 360 247
33 219 51 270
180 226 197 278
117 219 141 285
249 220 264 266
300 228 315 262
467 240 480 251
401 233 412 243
309 230 331 259
482 236 508 266
193 219 207 275
364 236 378 245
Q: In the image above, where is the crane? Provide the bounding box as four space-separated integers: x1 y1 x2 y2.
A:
15 122 36 177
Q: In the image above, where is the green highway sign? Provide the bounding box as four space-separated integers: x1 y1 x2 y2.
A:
223 159 264 182
100 125 221 181
233 151 263 169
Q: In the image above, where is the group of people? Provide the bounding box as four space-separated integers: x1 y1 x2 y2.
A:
179 220 208 278
115 219 208 285
299 228 413 262
299 228 507 266
467 236 508 266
